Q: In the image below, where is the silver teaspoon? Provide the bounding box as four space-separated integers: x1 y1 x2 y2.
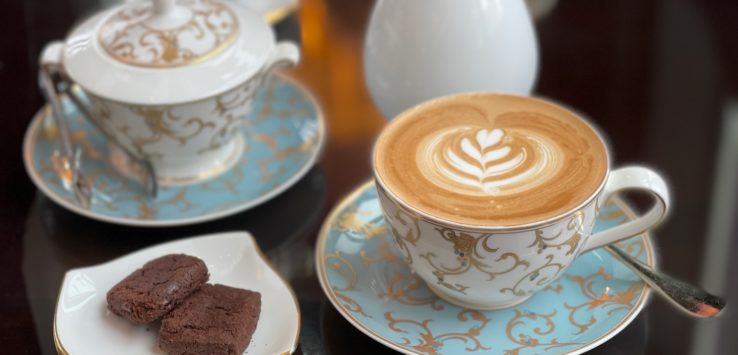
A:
605 245 726 318
38 68 93 209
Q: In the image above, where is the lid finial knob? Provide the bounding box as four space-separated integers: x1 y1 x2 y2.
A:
147 0 190 30
152 0 177 16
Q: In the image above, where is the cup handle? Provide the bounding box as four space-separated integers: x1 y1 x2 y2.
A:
580 166 671 252
261 41 300 79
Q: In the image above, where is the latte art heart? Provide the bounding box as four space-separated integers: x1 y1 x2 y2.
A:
418 127 562 196
374 94 608 226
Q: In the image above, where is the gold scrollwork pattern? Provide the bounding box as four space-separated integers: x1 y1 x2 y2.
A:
362 239 444 310
378 271 445 311
359 238 398 266
87 95 113 125
87 96 150 160
129 106 216 148
197 114 241 155
503 310 580 355
601 208 626 221
324 251 371 318
214 77 260 117
601 197 626 221
382 198 422 264
528 210 584 256
543 284 563 294
500 254 565 297
99 0 239 67
563 267 639 334
198 77 261 155
99 186 196 220
385 310 491 355
252 80 312 124
334 203 386 241
421 228 529 295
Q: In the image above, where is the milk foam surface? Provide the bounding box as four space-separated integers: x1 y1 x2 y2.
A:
374 94 608 227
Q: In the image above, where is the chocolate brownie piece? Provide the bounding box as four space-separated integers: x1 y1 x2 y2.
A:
106 254 209 324
158 284 261 355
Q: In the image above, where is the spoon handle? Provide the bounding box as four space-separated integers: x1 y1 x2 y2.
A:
38 68 92 209
605 245 725 318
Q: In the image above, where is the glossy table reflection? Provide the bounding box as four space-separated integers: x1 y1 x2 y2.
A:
2 1 738 354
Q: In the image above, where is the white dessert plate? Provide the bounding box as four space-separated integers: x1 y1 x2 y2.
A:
53 231 300 355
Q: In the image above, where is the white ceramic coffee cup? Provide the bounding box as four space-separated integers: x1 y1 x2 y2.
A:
373 98 670 310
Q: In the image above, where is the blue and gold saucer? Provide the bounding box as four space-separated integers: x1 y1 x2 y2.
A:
23 74 325 227
316 181 655 355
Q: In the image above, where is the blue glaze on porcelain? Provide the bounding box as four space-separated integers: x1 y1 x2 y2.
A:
319 183 653 355
27 76 323 226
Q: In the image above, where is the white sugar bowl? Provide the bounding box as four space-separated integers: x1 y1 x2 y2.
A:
40 0 299 185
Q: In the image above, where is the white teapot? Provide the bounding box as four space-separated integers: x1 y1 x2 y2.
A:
40 0 299 184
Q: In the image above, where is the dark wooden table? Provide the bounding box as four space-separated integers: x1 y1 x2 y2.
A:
2 1 738 354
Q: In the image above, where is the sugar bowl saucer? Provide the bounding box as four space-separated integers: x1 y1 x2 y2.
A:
23 74 325 227
316 181 655 355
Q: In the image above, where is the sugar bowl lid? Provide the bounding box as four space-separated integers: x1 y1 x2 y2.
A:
56 0 278 105
98 0 240 68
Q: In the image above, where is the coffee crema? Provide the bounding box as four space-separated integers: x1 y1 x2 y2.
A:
374 93 608 227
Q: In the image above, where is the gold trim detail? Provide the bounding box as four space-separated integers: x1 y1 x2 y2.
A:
385 310 491 354
98 0 239 68
500 254 565 297
198 77 261 155
363 238 445 311
127 107 216 147
378 270 445 311
528 210 585 256
503 310 580 354
387 209 421 264
420 228 530 295
263 3 298 24
53 312 69 355
325 250 372 318
359 238 399 266
563 267 639 334
333 203 387 241
155 133 244 186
